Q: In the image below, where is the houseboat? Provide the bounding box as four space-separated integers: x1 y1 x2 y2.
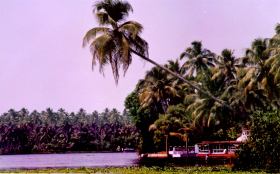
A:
196 140 242 160
141 129 249 162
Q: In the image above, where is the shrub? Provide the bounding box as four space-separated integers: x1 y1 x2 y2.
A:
234 110 280 172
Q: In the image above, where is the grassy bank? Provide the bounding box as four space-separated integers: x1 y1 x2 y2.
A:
0 167 266 173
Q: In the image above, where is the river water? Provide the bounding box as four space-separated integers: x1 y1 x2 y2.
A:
0 152 139 170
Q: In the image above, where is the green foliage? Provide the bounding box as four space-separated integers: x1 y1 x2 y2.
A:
85 1 280 167
0 108 139 154
152 104 192 150
235 110 280 172
125 91 157 153
124 23 280 153
1 166 266 174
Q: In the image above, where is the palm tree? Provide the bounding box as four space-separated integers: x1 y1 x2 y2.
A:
165 59 185 77
212 49 240 85
138 66 180 113
83 0 227 106
244 38 269 66
83 0 147 83
222 38 273 114
263 24 280 107
238 35 280 110
180 41 215 78
211 50 244 108
265 24 280 84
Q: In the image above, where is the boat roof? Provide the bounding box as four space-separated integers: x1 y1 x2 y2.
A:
198 140 243 145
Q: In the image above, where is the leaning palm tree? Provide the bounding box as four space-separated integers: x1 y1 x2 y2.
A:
83 0 226 106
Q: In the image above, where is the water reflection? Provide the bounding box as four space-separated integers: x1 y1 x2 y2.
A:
0 152 139 170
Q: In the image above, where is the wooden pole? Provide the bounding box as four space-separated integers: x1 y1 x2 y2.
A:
165 135 168 156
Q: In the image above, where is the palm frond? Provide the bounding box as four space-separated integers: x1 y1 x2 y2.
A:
274 68 280 84
268 56 280 74
95 12 110 25
119 35 132 75
129 35 149 58
238 68 256 88
207 113 215 127
119 21 143 39
83 27 110 47
275 23 280 35
90 33 127 83
94 0 133 22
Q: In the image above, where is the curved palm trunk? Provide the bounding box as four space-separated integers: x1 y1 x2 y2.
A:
130 49 230 108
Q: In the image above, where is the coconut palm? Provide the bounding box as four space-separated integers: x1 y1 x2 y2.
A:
238 34 280 109
211 49 244 108
244 38 270 66
235 39 269 106
263 24 280 107
83 0 148 83
185 90 223 130
165 59 185 76
236 67 268 109
212 49 240 85
180 41 215 78
182 47 234 131
265 24 280 83
138 66 180 113
83 0 227 106
223 40 272 113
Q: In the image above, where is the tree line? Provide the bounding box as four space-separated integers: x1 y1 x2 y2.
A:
0 108 139 154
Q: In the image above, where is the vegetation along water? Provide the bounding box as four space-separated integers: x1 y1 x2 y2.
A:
82 0 280 171
0 108 138 154
1 0 280 172
0 167 266 174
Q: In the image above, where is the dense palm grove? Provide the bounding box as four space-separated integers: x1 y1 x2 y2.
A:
124 26 280 170
125 24 280 151
0 108 139 154
83 0 280 169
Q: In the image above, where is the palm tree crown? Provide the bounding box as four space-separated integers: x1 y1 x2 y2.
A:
95 0 133 24
180 41 215 77
83 0 148 83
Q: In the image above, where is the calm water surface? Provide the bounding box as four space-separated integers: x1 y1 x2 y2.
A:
0 152 139 169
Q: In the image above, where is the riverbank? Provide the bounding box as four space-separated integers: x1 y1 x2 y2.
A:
0 167 265 174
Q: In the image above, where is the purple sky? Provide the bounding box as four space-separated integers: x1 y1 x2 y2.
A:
0 0 279 113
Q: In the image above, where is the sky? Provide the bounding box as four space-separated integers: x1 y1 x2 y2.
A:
0 0 280 114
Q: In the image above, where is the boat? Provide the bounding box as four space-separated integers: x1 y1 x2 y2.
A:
141 129 249 162
168 146 196 158
123 148 136 152
140 151 168 159
195 129 249 161
196 140 242 160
